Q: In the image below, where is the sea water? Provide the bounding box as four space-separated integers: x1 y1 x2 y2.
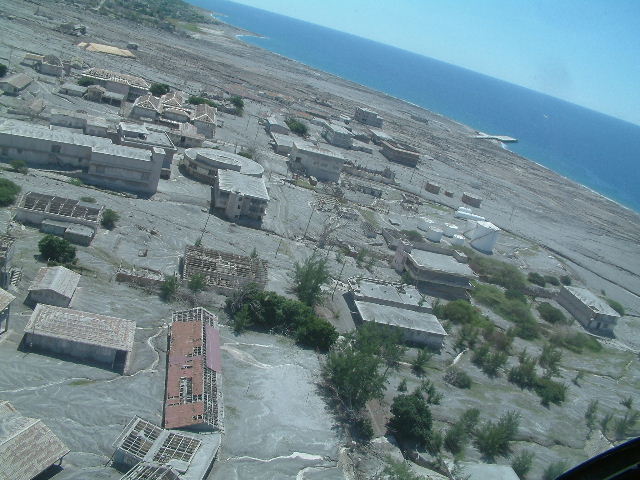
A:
189 0 640 213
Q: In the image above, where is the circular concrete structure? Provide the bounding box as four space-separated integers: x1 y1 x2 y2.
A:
184 147 264 178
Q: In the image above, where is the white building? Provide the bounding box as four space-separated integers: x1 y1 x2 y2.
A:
213 170 269 222
354 106 383 127
271 132 294 155
557 285 620 335
322 122 353 149
290 140 346 182
26 266 80 307
469 220 500 253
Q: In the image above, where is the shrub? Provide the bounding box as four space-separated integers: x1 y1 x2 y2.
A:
585 399 599 430
534 377 567 406
454 323 480 350
466 252 526 291
77 77 94 86
538 343 562 378
412 348 432 375
437 299 489 328
187 95 216 107
511 450 534 479
550 330 601 354
527 272 546 287
285 117 308 136
483 325 514 352
353 416 374 443
0 178 21 206
383 459 424 480
388 391 433 449
505 288 528 303
230 95 244 114
543 461 568 480
473 284 539 339
544 275 560 286
160 274 179 300
508 351 538 390
400 229 423 242
472 343 508 377
292 253 331 307
238 151 253 159
38 235 76 263
80 196 96 203
418 379 442 405
187 272 206 293
444 366 472 389
0 63 6 77
613 410 640 439
444 408 480 455
397 378 407 392
149 83 170 96
560 275 572 285
294 316 338 351
101 209 119 229
605 298 625 316
68 178 83 186
10 159 28 174
474 411 520 460
537 302 567 324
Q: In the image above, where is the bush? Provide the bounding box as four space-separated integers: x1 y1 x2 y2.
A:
537 302 567 324
613 410 640 439
295 316 338 351
444 367 472 389
544 275 560 286
388 391 433 449
473 284 539 339
534 377 567 406
511 450 534 479
444 408 480 455
538 343 562 378
472 343 508 377
543 461 568 480
0 63 6 77
508 351 538 390
560 275 572 286
353 416 374 443
160 274 179 300
474 411 520 460
101 209 119 229
292 253 331 307
10 159 28 174
436 299 489 328
550 330 601 354
466 252 526 291
68 178 83 186
605 298 625 316
0 178 21 206
454 323 479 350
285 117 308 136
585 399 599 430
527 272 546 287
77 77 94 86
38 235 76 263
187 272 206 293
383 459 424 480
80 196 96 203
412 348 432 375
149 83 170 96
400 229 423 242
187 95 216 107
230 95 244 114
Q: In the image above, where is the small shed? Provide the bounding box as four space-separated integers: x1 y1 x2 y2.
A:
26 266 80 307
0 73 33 95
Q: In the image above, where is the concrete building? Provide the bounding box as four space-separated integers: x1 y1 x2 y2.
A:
183 147 264 185
0 401 70 480
59 82 87 97
213 170 269 222
557 285 620 335
348 278 431 313
290 140 346 182
322 122 353 149
266 115 290 135
182 245 268 295
23 304 136 373
0 287 15 335
167 123 205 149
0 235 15 288
0 73 33 95
160 91 185 109
0 120 164 195
131 95 163 121
80 68 150 101
117 122 176 171
271 132 294 155
112 417 221 480
163 107 191 124
368 127 393 145
50 108 113 137
26 266 80 307
164 307 223 431
394 243 476 299
354 107 383 127
39 54 64 77
381 140 421 167
191 103 216 138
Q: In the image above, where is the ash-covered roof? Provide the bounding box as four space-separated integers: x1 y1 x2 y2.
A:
28 266 81 300
134 94 163 113
408 249 475 277
82 68 150 89
192 103 216 123
217 169 269 201
0 119 113 149
0 73 33 90
354 300 447 336
564 286 620 317
24 304 136 352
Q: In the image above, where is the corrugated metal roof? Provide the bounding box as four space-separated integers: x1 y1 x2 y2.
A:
24 304 136 352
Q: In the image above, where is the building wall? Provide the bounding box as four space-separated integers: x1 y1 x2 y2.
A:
15 207 100 230
354 107 383 127
322 127 353 149
131 105 159 120
40 63 64 77
27 290 72 307
213 189 267 222
86 150 162 195
381 142 420 167
290 145 343 182
556 287 617 334
0 132 93 167
194 120 215 139
23 332 122 369
361 319 444 349
0 306 9 334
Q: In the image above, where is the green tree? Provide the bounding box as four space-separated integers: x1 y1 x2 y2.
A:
77 77 94 86
538 343 562 378
511 450 534 479
527 272 546 287
388 391 433 449
0 63 7 77
149 83 170 96
412 348 432 376
444 408 480 456
285 117 308 136
383 458 425 480
38 235 76 263
508 350 538 390
585 399 599 430
188 272 206 293
0 178 21 206
230 95 244 115
605 298 625 316
292 253 331 307
444 367 472 389
613 410 640 439
9 159 28 174
101 209 119 230
294 316 338 351
474 411 520 460
534 377 567 406
160 274 179 300
537 302 567 324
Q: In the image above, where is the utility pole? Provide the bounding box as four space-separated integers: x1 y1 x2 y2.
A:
302 204 316 238
275 237 283 256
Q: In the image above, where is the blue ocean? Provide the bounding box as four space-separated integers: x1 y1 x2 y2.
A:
189 0 640 213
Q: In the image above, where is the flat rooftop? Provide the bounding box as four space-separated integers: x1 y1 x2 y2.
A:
82 67 149 88
25 304 136 352
354 300 446 336
408 249 475 277
217 169 269 201
185 148 264 177
0 119 113 149
271 133 294 146
293 140 346 160
564 286 620 317
352 279 429 310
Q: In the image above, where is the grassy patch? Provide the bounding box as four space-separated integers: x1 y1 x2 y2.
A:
550 330 602 354
473 284 539 339
464 249 526 291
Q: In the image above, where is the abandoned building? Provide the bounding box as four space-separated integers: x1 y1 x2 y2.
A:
15 191 104 245
112 417 221 480
119 463 180 480
85 84 124 106
115 265 165 290
0 401 70 480
26 266 80 307
39 54 64 77
183 147 264 184
212 170 270 222
164 307 223 432
59 82 88 97
0 287 15 335
354 106 383 127
346 278 446 348
271 132 294 155
117 122 176 170
182 245 268 295
381 140 422 167
131 95 163 121
51 108 113 137
265 115 290 135
557 285 620 335
0 235 15 288
23 304 136 373
80 68 150 101
191 103 217 138
0 120 165 195
322 122 353 149
0 73 33 95
368 127 393 145
290 140 346 182
393 243 476 299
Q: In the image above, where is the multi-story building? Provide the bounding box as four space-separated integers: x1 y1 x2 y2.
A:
213 170 269 222
290 140 346 182
182 147 264 185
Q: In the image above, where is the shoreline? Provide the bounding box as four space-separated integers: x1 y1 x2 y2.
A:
212 15 640 219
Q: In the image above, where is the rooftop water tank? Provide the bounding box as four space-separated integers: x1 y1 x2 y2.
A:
426 227 443 243
470 221 500 253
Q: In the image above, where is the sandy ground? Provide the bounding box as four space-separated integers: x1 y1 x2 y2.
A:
0 1 638 479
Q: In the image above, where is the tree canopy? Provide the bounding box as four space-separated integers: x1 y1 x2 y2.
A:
387 391 433 449
292 253 331 307
38 235 76 263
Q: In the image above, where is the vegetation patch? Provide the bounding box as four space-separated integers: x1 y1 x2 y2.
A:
188 95 218 107
0 178 21 206
285 117 308 136
550 330 602 354
38 235 76 264
537 302 568 324
464 249 526 291
472 284 539 339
